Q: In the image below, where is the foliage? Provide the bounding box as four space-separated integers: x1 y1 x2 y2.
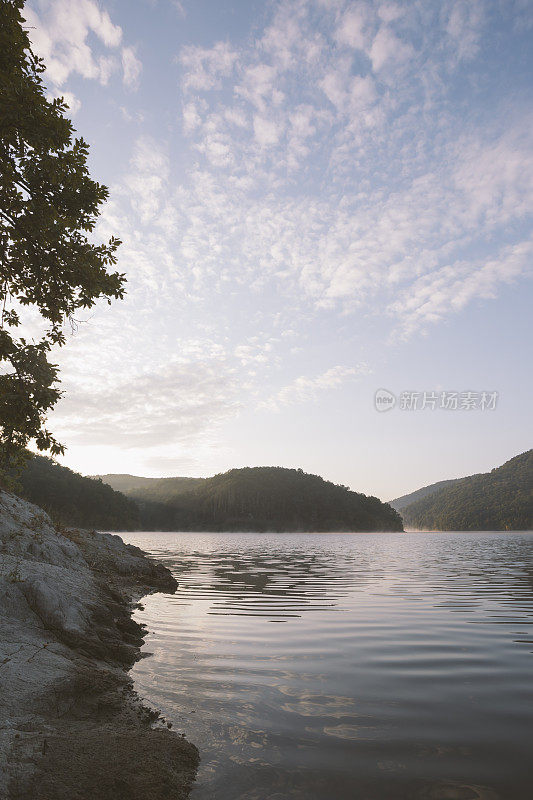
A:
16 454 140 530
106 466 404 532
390 478 458 512
401 450 533 531
0 0 124 474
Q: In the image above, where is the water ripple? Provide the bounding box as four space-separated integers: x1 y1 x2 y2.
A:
125 530 533 800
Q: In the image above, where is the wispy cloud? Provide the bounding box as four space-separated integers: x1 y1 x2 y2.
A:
180 41 238 91
121 45 142 89
122 136 170 224
260 365 370 412
54 358 242 448
24 0 533 476
172 0 186 18
446 0 485 63
388 237 533 338
172 0 531 336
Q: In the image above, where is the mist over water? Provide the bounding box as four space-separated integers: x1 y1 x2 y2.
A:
123 531 533 800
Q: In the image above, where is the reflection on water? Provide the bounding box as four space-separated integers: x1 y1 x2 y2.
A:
123 531 533 800
161 547 369 617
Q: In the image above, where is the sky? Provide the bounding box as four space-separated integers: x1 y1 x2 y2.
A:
23 0 533 500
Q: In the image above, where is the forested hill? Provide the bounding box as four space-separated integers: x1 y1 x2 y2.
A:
390 479 458 512
399 450 533 531
95 474 204 502
100 467 403 532
14 456 140 530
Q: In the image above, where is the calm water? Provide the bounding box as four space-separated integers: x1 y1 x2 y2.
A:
122 531 533 800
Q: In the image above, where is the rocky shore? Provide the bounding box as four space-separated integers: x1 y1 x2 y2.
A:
0 490 199 800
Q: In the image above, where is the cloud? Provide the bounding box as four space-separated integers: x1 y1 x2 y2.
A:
172 0 186 17
169 0 533 333
54 358 242 449
25 0 123 87
234 337 281 368
39 0 533 466
235 64 280 112
46 89 81 114
388 238 533 338
321 68 377 116
182 100 203 133
446 0 485 63
378 3 404 24
335 5 371 50
260 365 370 412
253 115 282 147
122 46 142 89
369 25 414 71
122 136 170 224
138 113 531 329
180 41 238 91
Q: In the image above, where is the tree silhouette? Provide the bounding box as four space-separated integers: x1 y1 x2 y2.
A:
0 1 125 476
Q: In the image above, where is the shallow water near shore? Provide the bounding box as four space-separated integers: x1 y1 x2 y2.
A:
122 531 533 800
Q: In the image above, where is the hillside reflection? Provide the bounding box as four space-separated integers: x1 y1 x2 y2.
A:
153 546 373 618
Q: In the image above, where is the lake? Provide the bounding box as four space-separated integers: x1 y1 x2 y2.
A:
122 531 533 800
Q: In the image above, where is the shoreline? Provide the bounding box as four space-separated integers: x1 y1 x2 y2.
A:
0 490 199 800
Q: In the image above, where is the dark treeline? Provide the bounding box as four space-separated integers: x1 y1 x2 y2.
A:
14 452 532 533
13 455 140 530
122 466 403 532
400 450 533 531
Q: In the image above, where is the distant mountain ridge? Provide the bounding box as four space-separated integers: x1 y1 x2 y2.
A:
393 450 532 531
98 466 403 532
94 473 204 500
